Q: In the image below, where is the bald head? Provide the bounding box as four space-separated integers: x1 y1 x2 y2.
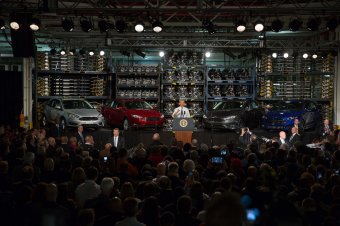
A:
152 133 160 141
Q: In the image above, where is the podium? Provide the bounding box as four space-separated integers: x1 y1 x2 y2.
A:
172 118 195 144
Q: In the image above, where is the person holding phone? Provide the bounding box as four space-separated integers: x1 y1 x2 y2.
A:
172 100 190 118
239 127 252 146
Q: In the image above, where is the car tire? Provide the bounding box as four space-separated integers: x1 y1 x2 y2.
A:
41 115 47 127
123 119 130 131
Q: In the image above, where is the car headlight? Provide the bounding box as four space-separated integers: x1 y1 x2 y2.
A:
98 113 103 118
160 114 164 119
203 115 207 119
68 113 80 119
224 115 237 120
132 114 143 119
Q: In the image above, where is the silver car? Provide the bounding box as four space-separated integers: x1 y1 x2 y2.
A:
42 98 105 128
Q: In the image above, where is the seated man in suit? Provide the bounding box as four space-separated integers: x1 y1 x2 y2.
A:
288 127 301 147
107 128 125 151
172 100 190 118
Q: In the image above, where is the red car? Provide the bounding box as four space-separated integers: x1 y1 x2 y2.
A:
101 99 165 130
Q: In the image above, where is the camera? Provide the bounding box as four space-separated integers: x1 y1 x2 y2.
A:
220 149 229 157
211 157 224 165
246 208 260 223
103 156 108 162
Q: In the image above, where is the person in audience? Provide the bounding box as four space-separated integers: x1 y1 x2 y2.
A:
278 131 287 145
319 119 331 138
288 127 301 147
115 197 145 226
76 125 85 145
108 128 125 151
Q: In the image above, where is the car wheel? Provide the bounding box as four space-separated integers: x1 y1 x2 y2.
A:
60 118 66 130
41 115 47 127
123 119 129 131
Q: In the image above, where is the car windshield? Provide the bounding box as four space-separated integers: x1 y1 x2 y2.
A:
125 101 153 110
270 101 303 111
213 101 244 111
63 100 93 109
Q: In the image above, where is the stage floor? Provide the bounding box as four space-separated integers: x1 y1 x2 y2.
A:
88 128 318 149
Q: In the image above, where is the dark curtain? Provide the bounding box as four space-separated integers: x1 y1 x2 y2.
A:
0 71 23 126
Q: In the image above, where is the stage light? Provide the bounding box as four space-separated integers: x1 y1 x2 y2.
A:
89 51 94 56
272 52 277 58
152 20 163 33
50 48 57 55
69 49 76 55
134 21 145 32
283 52 289 58
289 19 303 31
0 19 5 30
60 49 66 55
62 18 74 32
271 19 283 32
202 19 216 34
235 20 246 32
80 17 93 32
307 18 320 31
312 53 318 59
98 20 109 33
99 50 105 56
115 19 127 33
302 53 308 59
254 20 264 32
326 18 338 31
29 18 41 31
159 51 165 57
205 51 211 58
10 20 20 30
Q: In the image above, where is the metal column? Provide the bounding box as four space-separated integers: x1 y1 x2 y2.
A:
23 58 33 129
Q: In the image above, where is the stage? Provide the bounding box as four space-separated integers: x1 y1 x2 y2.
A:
87 128 318 149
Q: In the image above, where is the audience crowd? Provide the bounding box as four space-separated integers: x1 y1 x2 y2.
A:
0 123 340 226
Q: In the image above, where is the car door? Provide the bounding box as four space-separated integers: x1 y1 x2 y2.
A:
50 99 63 122
108 101 125 126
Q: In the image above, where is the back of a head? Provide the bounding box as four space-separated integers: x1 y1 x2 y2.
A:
160 211 175 226
0 160 9 174
101 177 114 195
46 183 58 202
177 195 192 214
77 208 95 226
205 192 245 226
85 135 92 143
168 162 179 174
153 133 160 141
86 166 98 181
123 197 139 217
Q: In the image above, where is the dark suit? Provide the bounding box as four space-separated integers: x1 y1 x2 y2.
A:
107 136 125 150
81 143 99 158
76 132 85 145
288 133 301 147
277 138 288 146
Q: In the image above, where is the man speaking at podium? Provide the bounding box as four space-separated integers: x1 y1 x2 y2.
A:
172 100 191 118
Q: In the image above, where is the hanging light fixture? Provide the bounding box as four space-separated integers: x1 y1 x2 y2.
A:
0 19 5 30
283 52 289 58
60 49 66 55
271 19 283 32
272 52 277 58
80 17 93 32
9 18 20 30
134 20 145 32
205 51 211 58
307 18 320 31
326 17 338 31
235 20 246 32
312 53 318 59
152 19 163 33
98 19 109 33
254 20 264 32
302 53 308 59
288 19 303 31
159 51 165 57
29 18 41 31
115 19 127 33
61 18 74 32
99 50 105 56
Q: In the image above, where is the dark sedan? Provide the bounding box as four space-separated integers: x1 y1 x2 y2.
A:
203 100 263 131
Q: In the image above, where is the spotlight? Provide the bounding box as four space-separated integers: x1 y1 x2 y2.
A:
326 18 338 31
29 18 41 31
0 19 5 30
60 49 66 55
115 19 127 33
202 19 216 34
271 19 283 32
307 18 320 31
50 48 57 55
312 53 318 59
254 20 264 32
9 19 20 30
205 51 211 58
302 53 308 59
283 52 289 58
80 17 93 32
79 49 86 55
235 20 246 32
61 18 74 32
98 20 109 33
152 19 163 33
289 19 303 31
272 52 277 58
69 49 76 55
159 51 165 57
134 49 146 58
89 51 94 56
99 50 105 56
134 21 145 32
